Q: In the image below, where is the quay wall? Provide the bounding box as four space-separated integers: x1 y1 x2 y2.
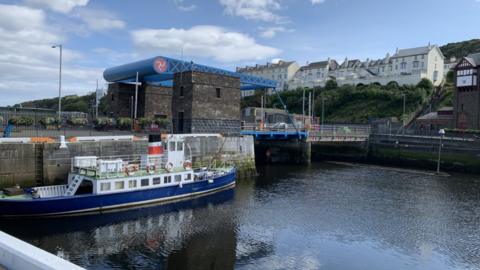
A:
185 135 256 178
0 135 256 188
368 134 480 174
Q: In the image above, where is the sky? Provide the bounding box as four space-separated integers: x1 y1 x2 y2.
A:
0 0 480 105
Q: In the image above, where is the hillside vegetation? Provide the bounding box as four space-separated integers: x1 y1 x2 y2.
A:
12 93 108 114
440 39 480 59
242 79 435 123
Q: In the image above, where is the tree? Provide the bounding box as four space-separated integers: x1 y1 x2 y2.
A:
416 78 434 92
446 70 455 84
325 79 338 90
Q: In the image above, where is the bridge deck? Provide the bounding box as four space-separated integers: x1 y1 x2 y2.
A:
240 130 308 140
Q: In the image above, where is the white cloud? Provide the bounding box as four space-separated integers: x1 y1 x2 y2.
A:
24 0 89 14
131 25 280 63
0 4 102 105
173 0 196 11
219 0 285 23
310 0 326 4
75 8 126 31
259 26 292 38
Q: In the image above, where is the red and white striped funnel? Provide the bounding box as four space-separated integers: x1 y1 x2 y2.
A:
148 135 163 155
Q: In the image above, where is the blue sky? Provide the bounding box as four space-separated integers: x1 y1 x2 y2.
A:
0 0 479 105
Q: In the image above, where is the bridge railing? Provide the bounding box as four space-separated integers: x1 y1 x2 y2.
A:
308 124 371 142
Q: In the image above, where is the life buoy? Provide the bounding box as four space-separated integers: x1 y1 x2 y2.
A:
164 162 174 172
183 160 192 170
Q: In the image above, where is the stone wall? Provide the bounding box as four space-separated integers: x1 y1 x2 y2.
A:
0 144 37 188
106 83 134 117
172 71 241 134
140 85 172 118
184 135 256 178
106 83 173 119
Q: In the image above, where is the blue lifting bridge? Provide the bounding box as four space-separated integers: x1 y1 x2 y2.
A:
103 56 277 90
103 56 306 140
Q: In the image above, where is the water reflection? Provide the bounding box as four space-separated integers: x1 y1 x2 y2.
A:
1 189 238 269
1 163 480 270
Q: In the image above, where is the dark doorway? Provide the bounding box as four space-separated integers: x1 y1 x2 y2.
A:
178 111 184 133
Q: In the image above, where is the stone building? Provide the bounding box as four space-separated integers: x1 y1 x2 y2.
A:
453 53 480 129
106 83 172 118
172 71 241 134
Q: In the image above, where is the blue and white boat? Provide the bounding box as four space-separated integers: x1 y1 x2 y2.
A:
0 135 236 218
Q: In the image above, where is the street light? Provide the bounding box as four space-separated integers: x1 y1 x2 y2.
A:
436 128 445 173
52 44 62 125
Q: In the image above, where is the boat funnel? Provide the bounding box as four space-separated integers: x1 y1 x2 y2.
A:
148 134 163 155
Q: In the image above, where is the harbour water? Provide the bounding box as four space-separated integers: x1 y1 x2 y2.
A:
1 162 480 270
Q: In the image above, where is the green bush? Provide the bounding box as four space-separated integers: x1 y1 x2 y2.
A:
154 118 171 129
138 117 154 128
8 116 34 126
117 117 132 130
94 117 113 129
39 117 58 126
67 117 88 126
0 115 3 126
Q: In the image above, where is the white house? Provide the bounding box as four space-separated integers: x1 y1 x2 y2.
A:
289 59 339 89
236 60 300 96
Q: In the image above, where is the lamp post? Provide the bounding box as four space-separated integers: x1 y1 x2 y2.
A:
436 128 445 173
402 93 406 135
52 44 62 125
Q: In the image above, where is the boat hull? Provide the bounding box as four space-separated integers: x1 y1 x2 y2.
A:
0 169 236 218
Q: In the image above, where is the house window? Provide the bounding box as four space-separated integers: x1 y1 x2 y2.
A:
395 65 398 70
413 61 419 68
100 182 111 191
153 177 161 185
128 180 137 188
111 94 114 101
400 62 407 69
433 71 439 81
177 142 183 151
114 181 124 190
174 175 182 182
180 86 184 97
421 62 424 68
164 176 172 184
141 178 149 187
421 55 425 59
169 141 175 152
216 88 221 98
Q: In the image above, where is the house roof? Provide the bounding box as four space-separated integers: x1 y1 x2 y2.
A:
237 61 296 72
392 46 433 58
465 53 480 66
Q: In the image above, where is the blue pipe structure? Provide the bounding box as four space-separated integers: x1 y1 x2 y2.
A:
103 56 277 90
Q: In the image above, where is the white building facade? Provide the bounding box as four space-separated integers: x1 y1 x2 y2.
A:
236 60 300 96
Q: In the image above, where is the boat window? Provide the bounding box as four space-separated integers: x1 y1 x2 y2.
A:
177 142 183 151
169 142 176 152
174 175 182 182
163 142 167 151
141 178 149 187
115 181 124 190
100 182 111 191
164 176 172 184
153 177 161 185
128 180 137 188
185 173 191 180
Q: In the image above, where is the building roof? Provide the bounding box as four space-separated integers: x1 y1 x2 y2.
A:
465 53 480 66
392 45 433 58
237 60 296 72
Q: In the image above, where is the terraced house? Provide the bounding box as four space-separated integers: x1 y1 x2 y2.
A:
238 44 445 92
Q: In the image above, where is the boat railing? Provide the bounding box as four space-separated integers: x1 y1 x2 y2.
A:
71 155 169 179
34 185 68 198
